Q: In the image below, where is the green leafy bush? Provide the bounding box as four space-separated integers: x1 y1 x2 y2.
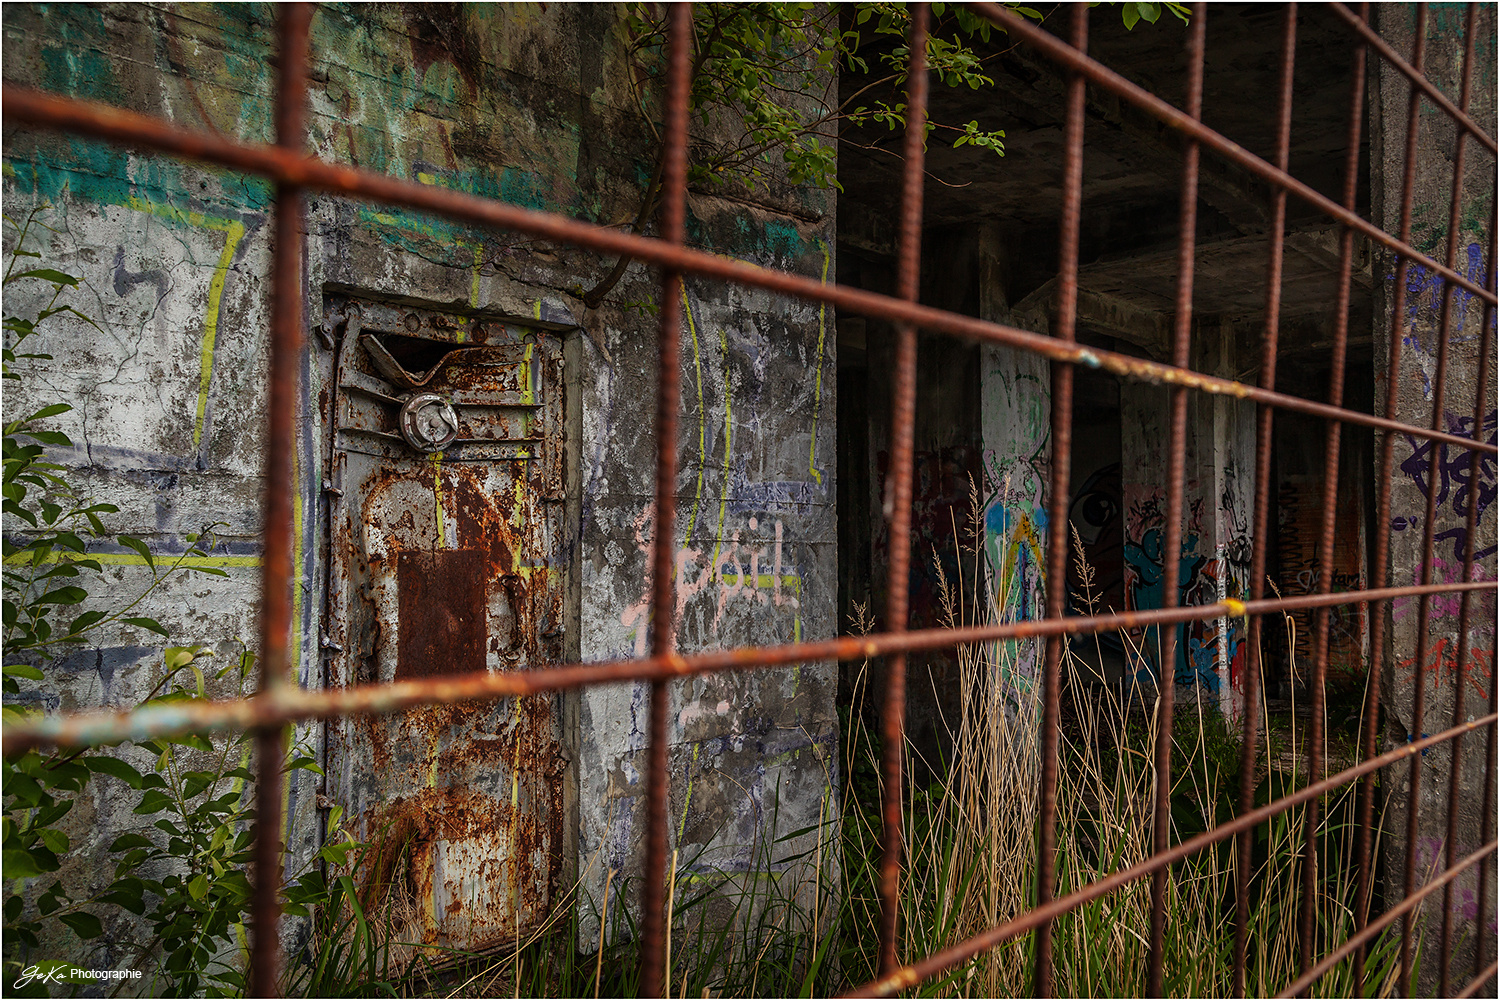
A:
2 207 349 997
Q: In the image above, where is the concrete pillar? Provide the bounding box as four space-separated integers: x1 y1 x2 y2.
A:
1370 4 1497 988
977 225 1051 692
1119 318 1254 719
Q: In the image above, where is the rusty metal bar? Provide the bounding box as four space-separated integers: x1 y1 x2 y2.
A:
5 582 1488 756
1147 7 1205 996
1353 6 1428 989
247 6 310 998
1296 11 1368 980
961 3 1493 307
1327 2 1497 154
1434 13 1482 996
841 715 1497 999
1438 15 1483 995
1472 212 1499 995
1459 963 1500 999
1477 696 1498 983
1033 6 1087 995
877 3 930 978
638 5 692 996
1235 7 1298 996
1401 2 1473 983
3 89 1491 457
1275 840 1499 998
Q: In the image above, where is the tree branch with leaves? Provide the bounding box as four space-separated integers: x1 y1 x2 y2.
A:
579 1 1188 308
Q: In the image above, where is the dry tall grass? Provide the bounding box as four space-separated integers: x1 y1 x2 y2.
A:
838 486 1411 997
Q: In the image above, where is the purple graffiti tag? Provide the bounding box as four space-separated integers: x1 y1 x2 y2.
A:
1396 409 1498 562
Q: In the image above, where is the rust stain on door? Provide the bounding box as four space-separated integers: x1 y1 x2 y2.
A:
395 550 487 679
322 295 567 952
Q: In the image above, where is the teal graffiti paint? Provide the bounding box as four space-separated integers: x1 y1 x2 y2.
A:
499 167 548 211
759 219 808 262
5 138 272 219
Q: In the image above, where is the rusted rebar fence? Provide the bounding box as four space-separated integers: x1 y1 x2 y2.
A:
2 2 1495 997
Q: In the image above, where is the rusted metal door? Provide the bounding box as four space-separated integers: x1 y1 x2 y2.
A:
321 294 566 952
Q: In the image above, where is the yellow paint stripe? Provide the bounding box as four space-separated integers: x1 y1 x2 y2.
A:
719 573 802 592
678 742 700 840
513 451 527 529
431 452 446 546
121 198 244 454
808 240 829 486
520 342 536 406
458 244 484 343
512 565 562 582
281 443 304 862
710 328 732 570
3 552 260 568
683 286 706 547
193 221 237 451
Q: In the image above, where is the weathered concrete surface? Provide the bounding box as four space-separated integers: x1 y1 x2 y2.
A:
1370 4 1498 990
3 0 838 971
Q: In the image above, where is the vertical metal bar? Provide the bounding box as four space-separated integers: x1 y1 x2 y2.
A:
1439 13 1481 991
877 2 929 977
1403 0 1467 983
1355 7 1426 991
640 5 692 996
1296 5 1368 981
1147 7 1205 996
249 4 311 998
1235 7 1298 996
1472 210 1499 992
1032 6 1087 996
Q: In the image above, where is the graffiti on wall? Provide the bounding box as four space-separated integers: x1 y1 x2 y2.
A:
1393 554 1497 622
1122 483 1251 692
1392 241 1489 402
1067 462 1123 614
980 363 1050 683
1393 408 1498 564
1124 490 1206 688
1397 634 1495 699
874 446 984 635
619 504 804 657
1213 453 1253 692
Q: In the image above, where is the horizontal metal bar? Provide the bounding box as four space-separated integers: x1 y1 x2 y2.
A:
1275 841 1499 997
840 713 1500 999
1328 2 1497 155
1459 962 1499 999
3 580 1489 753
965 3 1496 307
3 87 1493 457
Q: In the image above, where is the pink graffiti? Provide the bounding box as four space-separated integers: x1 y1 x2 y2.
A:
620 504 799 656
1393 555 1496 622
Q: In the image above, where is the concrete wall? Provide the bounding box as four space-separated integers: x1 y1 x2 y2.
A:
3 0 837 964
1370 3 1497 987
